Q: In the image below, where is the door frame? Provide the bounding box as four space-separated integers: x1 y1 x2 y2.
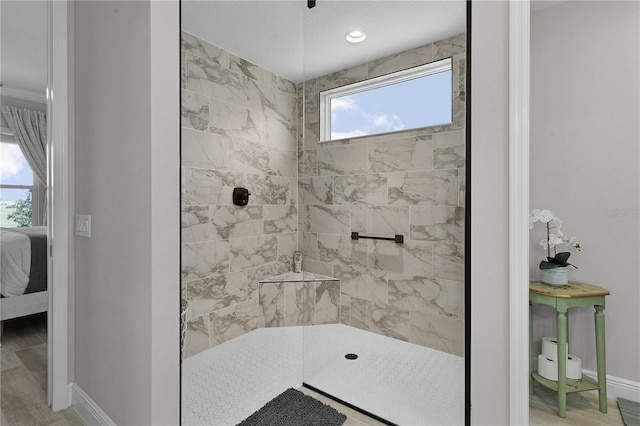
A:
47 0 70 411
508 0 530 424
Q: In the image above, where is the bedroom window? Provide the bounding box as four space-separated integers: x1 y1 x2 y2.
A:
0 136 35 227
319 58 453 142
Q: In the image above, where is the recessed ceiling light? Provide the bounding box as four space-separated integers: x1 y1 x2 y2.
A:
346 30 366 44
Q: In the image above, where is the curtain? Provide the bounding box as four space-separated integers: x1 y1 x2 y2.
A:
1 106 47 186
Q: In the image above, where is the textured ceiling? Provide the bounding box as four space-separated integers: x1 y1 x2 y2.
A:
182 0 467 83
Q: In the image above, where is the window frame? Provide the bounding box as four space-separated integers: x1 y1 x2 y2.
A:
319 57 453 142
0 127 41 227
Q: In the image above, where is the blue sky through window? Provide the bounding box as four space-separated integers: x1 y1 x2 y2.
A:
0 142 34 202
330 70 452 140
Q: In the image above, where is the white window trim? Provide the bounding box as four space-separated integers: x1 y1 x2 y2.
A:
319 57 453 142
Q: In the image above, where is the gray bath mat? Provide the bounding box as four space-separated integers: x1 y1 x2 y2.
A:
618 398 640 426
237 388 347 426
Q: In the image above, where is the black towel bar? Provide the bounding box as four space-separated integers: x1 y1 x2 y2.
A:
350 232 404 244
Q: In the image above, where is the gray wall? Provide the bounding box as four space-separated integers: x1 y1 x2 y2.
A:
73 1 179 424
530 1 640 382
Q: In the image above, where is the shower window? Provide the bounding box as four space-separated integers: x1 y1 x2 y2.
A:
319 57 452 142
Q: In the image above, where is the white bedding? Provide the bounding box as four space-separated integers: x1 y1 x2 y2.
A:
1 228 32 297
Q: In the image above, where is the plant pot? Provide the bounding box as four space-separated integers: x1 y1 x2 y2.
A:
540 266 569 286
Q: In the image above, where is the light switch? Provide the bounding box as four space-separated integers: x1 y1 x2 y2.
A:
75 214 91 238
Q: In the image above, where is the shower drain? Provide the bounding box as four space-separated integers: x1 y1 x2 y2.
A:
344 353 358 360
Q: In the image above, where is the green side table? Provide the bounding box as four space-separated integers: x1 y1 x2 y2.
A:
529 281 610 418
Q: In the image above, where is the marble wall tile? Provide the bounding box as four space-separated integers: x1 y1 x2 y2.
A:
458 168 466 207
340 294 350 325
368 135 434 173
182 240 230 282
410 310 464 356
410 206 465 244
264 205 297 234
244 174 291 205
186 274 246 319
229 138 297 177
452 89 466 130
317 234 354 266
181 31 228 66
387 170 458 206
229 53 273 87
303 232 318 260
210 205 263 240
182 89 209 131
304 205 350 235
259 282 285 327
350 298 410 342
247 262 290 299
265 113 298 153
367 44 434 79
315 63 368 92
182 205 210 244
333 174 387 205
230 235 278 272
273 74 296 95
433 34 466 61
182 128 229 170
247 80 296 124
433 131 465 170
284 282 314 326
210 299 259 347
388 273 461 317
303 120 321 151
315 281 340 324
433 243 464 281
317 145 368 176
367 240 434 277
184 315 209 357
298 150 318 177
183 168 243 206
302 259 334 277
209 97 262 144
277 232 297 265
299 176 333 205
351 206 410 238
335 264 387 304
185 54 249 107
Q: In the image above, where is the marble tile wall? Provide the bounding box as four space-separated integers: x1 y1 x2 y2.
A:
181 31 466 359
181 32 298 358
299 33 466 356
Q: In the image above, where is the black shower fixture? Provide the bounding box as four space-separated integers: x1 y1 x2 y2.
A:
308 0 316 9
233 187 251 206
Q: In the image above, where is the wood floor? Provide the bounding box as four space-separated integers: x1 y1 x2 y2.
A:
0 315 629 426
1 313 83 426
530 384 625 425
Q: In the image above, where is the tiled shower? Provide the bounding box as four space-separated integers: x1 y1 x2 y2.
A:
181 25 466 423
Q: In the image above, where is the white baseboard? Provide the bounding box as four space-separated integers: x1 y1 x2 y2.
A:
70 383 116 426
582 369 640 403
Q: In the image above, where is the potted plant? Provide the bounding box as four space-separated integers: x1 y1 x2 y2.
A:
530 209 581 286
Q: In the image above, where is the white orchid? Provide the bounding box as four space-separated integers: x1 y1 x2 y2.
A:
538 209 554 223
530 208 581 269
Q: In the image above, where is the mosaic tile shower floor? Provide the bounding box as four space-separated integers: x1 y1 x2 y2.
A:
182 324 464 425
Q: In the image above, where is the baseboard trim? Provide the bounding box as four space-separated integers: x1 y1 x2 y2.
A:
582 369 640 403
70 383 116 426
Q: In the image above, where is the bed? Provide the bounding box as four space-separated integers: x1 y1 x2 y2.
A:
1 226 49 321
